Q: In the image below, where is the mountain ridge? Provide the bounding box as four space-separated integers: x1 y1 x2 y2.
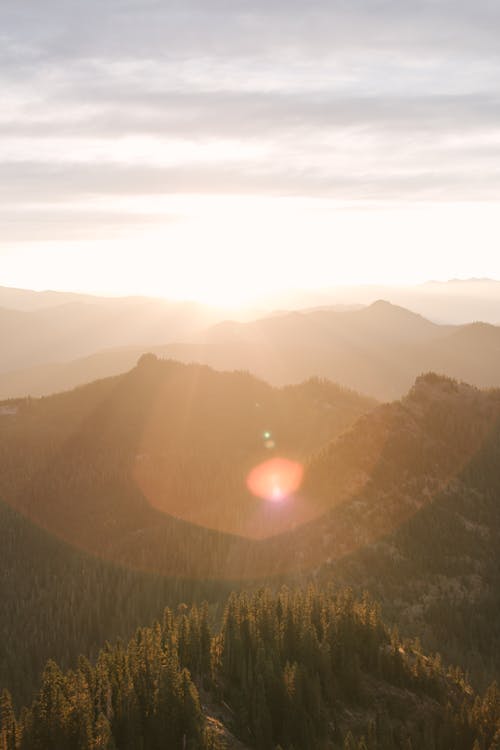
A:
2 362 500 711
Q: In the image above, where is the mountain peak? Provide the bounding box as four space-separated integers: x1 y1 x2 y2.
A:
413 371 460 390
359 300 440 334
406 371 482 408
367 299 425 318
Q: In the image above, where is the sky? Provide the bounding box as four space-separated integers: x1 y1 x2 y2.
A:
2 0 500 305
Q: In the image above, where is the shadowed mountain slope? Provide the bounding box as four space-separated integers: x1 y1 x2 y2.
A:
0 497 231 708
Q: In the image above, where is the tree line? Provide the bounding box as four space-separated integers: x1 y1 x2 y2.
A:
1 586 499 749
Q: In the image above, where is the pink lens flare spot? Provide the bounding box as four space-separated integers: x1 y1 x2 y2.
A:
271 485 284 501
246 457 304 502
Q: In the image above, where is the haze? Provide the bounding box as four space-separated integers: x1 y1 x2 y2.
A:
3 1 500 304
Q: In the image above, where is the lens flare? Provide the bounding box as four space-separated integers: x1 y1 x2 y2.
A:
246 457 304 502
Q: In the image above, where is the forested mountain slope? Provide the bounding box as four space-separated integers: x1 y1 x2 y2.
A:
254 373 500 573
260 373 500 689
2 360 499 583
2 587 498 750
318 379 500 688
0 498 231 708
0 357 374 559
3 362 500 709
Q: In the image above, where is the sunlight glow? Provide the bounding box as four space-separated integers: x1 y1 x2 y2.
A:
3 198 500 306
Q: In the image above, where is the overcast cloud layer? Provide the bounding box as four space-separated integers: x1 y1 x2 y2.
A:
1 0 500 268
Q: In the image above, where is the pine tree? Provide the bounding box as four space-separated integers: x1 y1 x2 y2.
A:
0 690 16 750
93 713 116 750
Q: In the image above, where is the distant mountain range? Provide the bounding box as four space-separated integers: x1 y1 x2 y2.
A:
5 299 500 401
0 285 256 375
4 278 500 318
182 299 500 400
264 277 500 325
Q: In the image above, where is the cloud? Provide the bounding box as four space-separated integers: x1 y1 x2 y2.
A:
0 206 180 242
2 91 500 141
3 1 500 62
1 0 500 246
2 158 500 210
